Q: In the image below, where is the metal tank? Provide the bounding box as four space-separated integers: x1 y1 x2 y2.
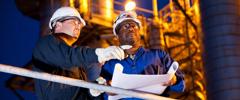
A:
200 0 240 99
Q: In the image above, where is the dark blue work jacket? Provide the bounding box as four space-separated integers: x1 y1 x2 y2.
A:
32 34 102 100
101 47 185 100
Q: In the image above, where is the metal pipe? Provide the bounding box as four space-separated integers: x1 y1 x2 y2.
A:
0 64 175 100
153 0 159 22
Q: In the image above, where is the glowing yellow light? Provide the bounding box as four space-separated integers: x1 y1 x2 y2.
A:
105 0 113 19
195 91 206 100
69 0 74 7
125 1 136 11
79 0 88 13
194 80 204 91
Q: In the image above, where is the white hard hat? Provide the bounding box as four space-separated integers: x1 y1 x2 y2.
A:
113 11 141 36
49 7 86 29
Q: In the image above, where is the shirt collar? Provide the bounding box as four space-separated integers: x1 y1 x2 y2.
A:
129 46 145 60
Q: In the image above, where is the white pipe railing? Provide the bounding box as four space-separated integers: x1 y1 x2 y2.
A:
0 64 175 100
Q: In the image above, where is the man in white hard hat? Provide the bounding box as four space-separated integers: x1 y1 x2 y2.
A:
32 7 131 100
99 11 185 99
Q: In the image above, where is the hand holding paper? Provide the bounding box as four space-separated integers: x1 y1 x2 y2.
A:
163 74 177 86
108 62 179 100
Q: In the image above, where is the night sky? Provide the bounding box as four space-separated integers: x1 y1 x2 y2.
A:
0 0 39 99
0 0 168 99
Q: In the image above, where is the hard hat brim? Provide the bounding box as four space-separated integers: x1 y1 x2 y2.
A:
113 18 141 36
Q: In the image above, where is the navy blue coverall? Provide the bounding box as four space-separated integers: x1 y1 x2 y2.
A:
101 47 185 100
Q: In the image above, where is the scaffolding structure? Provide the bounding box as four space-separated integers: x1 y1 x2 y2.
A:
158 0 205 99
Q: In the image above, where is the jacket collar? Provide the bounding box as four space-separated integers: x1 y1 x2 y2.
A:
129 46 145 60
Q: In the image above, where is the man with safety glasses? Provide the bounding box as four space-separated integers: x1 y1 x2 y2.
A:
99 11 185 99
32 7 130 100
